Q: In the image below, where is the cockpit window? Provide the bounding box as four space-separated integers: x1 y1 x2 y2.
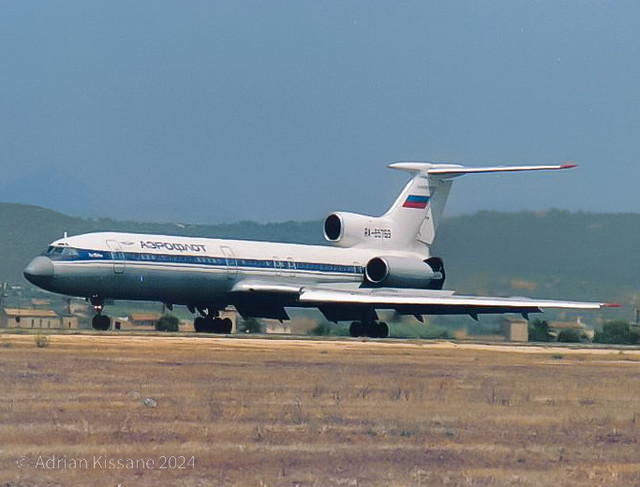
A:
62 247 79 258
44 246 79 259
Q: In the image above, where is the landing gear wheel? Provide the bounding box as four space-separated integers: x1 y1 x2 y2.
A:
375 322 389 338
194 314 216 333
349 321 389 338
350 321 364 337
221 317 233 334
194 317 206 333
92 314 111 331
194 316 232 334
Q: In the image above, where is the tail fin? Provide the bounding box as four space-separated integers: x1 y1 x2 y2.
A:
384 162 576 250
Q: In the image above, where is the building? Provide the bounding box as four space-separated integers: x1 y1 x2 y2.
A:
110 313 163 331
264 320 292 334
501 316 529 342
548 317 589 340
549 317 587 332
1 308 60 329
61 315 80 330
129 313 163 328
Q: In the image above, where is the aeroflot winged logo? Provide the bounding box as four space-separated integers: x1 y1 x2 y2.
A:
140 241 207 252
402 195 430 209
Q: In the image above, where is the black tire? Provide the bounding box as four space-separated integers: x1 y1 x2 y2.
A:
221 317 233 334
194 317 205 333
92 315 110 331
204 318 217 333
376 322 389 338
349 321 363 337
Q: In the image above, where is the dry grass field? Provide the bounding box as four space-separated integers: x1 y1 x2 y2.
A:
2 333 640 486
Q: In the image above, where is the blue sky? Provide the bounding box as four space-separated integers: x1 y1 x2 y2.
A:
1 1 638 223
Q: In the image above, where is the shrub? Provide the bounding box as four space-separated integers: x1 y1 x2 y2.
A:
310 322 333 336
309 322 349 336
238 318 263 334
529 319 553 342
557 329 583 343
34 335 49 348
594 320 639 345
155 314 180 332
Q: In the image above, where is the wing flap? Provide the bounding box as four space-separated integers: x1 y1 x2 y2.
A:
231 279 303 294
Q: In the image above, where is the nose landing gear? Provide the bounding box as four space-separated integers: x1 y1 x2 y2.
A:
90 295 111 331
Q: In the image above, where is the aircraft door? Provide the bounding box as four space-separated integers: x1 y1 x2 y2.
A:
106 240 125 274
221 246 237 280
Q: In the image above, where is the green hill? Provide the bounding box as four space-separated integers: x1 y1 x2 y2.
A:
432 209 639 304
1 203 637 311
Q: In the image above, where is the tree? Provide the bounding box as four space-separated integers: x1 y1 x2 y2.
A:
238 318 263 334
310 322 333 336
594 320 640 345
156 314 180 332
529 319 553 342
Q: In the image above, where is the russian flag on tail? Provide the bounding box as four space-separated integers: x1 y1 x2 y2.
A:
403 195 430 209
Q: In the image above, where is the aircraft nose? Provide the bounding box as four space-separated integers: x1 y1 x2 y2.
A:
24 256 55 287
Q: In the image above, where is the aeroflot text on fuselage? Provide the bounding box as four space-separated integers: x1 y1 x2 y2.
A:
139 241 208 253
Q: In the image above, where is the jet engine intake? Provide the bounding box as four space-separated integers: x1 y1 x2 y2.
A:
365 256 445 289
324 212 378 248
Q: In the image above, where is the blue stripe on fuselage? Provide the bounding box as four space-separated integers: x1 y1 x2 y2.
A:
49 248 364 276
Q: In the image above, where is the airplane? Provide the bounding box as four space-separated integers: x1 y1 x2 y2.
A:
23 162 615 337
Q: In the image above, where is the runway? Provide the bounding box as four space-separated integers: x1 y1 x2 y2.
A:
2 332 640 486
6 330 640 357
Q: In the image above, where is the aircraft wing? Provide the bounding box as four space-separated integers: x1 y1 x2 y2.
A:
231 280 614 321
299 286 610 316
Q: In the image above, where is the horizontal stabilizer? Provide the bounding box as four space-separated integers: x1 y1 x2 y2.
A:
389 162 577 178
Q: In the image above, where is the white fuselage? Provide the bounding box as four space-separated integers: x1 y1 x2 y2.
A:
29 231 419 307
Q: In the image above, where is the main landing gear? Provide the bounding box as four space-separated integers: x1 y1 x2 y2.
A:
90 295 111 331
349 321 389 338
194 316 233 334
193 307 233 334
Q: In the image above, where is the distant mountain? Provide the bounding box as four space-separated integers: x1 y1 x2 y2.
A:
1 203 637 314
0 169 99 219
0 169 245 224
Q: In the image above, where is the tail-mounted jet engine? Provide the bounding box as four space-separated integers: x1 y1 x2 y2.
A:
324 212 384 248
364 256 445 290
